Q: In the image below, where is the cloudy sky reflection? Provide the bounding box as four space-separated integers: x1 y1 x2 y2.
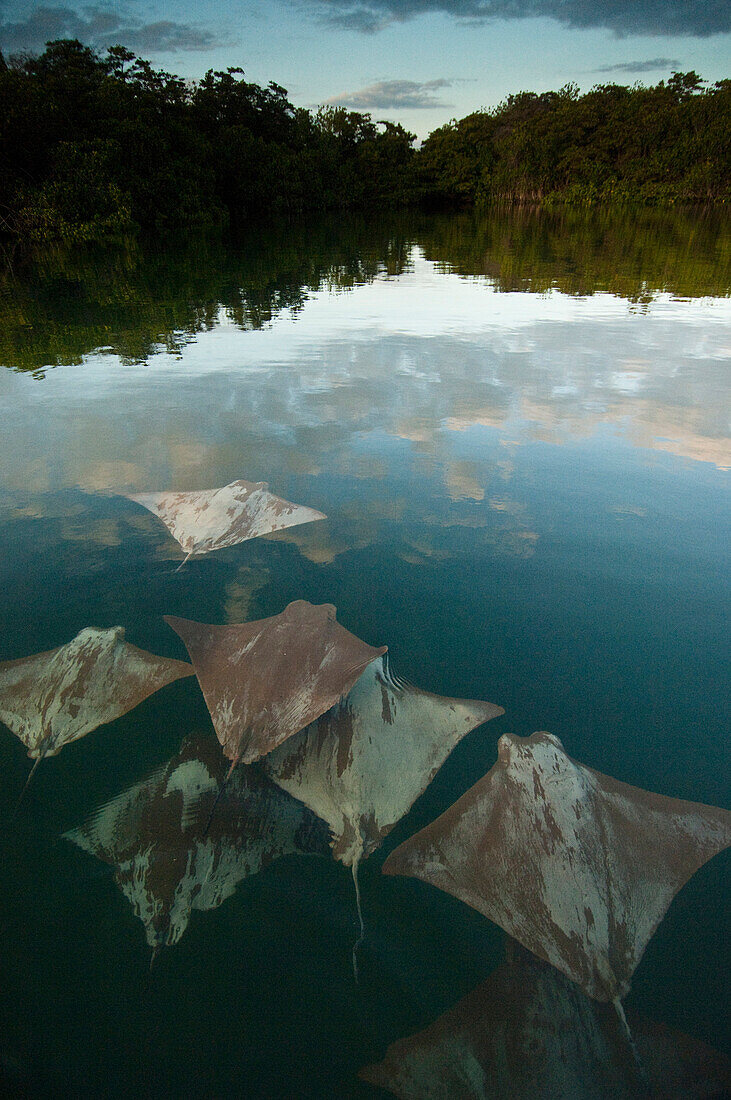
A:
1 252 728 507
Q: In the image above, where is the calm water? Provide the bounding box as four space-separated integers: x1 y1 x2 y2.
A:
0 209 729 1097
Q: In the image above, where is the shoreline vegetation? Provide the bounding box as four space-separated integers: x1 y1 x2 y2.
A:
0 40 729 248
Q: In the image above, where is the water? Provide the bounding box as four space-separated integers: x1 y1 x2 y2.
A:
0 208 728 1096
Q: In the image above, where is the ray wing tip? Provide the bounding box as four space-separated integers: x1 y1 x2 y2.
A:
381 847 409 878
357 1064 387 1088
163 614 190 633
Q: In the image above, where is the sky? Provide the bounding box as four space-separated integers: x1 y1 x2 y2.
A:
1 0 730 138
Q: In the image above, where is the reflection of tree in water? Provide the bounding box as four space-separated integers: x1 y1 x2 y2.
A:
0 215 414 374
417 206 731 300
1 207 728 375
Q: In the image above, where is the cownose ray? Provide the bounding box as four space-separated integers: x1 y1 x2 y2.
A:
264 655 503 977
359 940 731 1099
165 601 387 829
63 732 331 964
382 731 731 1034
0 626 194 813
125 479 326 570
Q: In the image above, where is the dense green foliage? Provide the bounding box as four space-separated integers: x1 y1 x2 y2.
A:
2 206 728 374
0 39 728 246
418 74 731 207
0 40 416 242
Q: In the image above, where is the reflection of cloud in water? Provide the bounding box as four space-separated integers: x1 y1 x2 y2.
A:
10 498 86 522
393 419 433 444
489 497 525 516
421 491 539 559
621 403 730 469
265 497 389 563
75 461 143 492
514 394 730 468
443 461 484 502
264 524 350 565
14 457 52 495
0 267 728 528
610 504 647 518
424 511 489 529
445 407 506 432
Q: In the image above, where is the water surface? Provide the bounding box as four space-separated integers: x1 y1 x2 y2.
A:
0 208 729 1097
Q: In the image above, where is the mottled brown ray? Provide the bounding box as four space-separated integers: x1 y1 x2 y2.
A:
265 656 502 976
165 601 387 766
64 734 330 954
0 626 193 760
266 656 503 869
383 732 731 1003
127 479 326 566
360 942 731 1099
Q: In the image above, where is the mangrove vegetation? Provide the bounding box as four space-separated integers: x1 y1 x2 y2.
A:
0 39 729 246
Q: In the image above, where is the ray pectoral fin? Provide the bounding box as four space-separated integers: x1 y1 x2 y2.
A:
381 841 423 881
1 626 195 796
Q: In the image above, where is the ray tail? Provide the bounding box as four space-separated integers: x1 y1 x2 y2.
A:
174 550 195 574
10 738 54 821
352 854 366 983
202 757 238 837
613 997 650 1091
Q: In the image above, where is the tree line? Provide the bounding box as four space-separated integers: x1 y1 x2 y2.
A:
418 73 730 208
0 39 728 245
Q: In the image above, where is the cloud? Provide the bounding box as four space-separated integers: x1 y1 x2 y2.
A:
324 5 389 32
0 4 224 55
309 0 730 38
595 57 681 74
117 20 222 53
326 78 453 109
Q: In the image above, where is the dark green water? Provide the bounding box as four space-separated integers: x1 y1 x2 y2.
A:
0 208 729 1097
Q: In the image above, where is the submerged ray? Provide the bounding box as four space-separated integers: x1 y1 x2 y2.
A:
265 656 503 972
383 731 731 1004
165 601 387 768
0 626 193 768
64 733 330 954
359 941 731 1099
266 656 503 866
126 479 326 566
